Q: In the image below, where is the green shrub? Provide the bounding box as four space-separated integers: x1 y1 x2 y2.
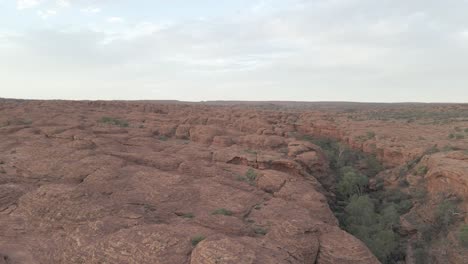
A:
244 149 257 155
364 155 383 177
3 118 33 126
412 188 427 200
418 223 434 242
375 178 385 191
435 200 458 230
246 168 257 182
367 131 376 139
371 189 412 215
18 119 32 125
237 169 257 185
158 135 168 141
344 195 377 227
380 204 400 229
253 227 268 235
337 171 369 198
398 179 409 187
455 134 465 139
99 117 129 127
343 196 401 263
368 229 399 263
396 199 413 215
415 166 428 176
442 145 457 152
458 225 468 247
191 235 205 246
448 133 455 139
413 244 428 264
424 145 439 155
398 166 408 177
299 134 315 142
212 208 233 216
384 189 411 204
181 213 194 219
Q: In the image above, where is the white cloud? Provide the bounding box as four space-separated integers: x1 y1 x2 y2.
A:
37 9 57 19
107 17 125 23
81 7 101 14
56 0 70 8
99 22 171 44
17 0 43 9
4 0 468 102
459 30 468 39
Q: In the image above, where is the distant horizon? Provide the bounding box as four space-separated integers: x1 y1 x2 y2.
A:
1 96 466 105
2 1 468 102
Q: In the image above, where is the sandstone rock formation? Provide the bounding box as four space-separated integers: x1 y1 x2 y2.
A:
0 100 381 264
0 100 467 263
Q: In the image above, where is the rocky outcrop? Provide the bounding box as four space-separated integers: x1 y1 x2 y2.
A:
0 100 382 263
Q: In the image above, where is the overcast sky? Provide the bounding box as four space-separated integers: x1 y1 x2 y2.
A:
1 0 467 102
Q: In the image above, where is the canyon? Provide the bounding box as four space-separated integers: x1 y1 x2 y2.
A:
0 99 467 263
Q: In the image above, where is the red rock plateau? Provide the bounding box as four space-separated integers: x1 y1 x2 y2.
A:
0 99 467 263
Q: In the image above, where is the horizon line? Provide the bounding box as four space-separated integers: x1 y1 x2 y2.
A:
1 97 467 105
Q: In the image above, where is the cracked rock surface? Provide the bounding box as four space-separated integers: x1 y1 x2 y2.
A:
0 100 381 263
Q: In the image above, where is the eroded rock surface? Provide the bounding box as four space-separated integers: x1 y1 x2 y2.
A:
0 100 382 264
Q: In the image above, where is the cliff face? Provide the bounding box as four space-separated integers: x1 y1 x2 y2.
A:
413 151 468 264
0 100 380 264
296 106 468 264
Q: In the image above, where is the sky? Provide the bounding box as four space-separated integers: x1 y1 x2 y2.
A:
1 0 467 102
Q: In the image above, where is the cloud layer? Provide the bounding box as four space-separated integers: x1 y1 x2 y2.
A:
2 0 468 102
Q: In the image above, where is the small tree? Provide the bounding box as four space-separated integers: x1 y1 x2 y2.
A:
337 171 369 198
344 195 377 227
369 229 399 263
366 131 376 139
435 200 458 231
459 225 468 247
381 204 400 229
413 244 428 264
364 154 383 177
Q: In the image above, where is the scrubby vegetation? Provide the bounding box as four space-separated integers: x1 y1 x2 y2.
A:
99 117 129 127
237 168 257 185
409 196 462 263
459 225 468 247
355 131 376 142
191 235 205 246
1 118 33 127
367 131 376 139
299 135 467 263
415 166 428 176
253 227 268 236
244 149 257 155
180 213 194 219
158 135 168 141
305 137 404 263
212 208 233 216
308 137 383 176
361 108 468 124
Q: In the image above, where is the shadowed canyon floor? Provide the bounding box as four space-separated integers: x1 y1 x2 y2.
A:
0 100 467 263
